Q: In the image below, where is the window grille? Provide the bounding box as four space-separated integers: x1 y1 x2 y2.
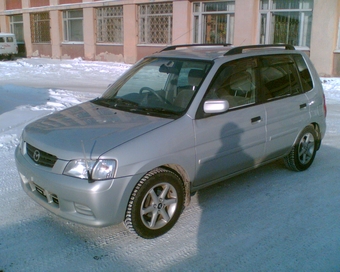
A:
30 12 51 43
63 10 83 42
260 0 313 47
96 6 123 44
193 1 235 44
138 3 173 44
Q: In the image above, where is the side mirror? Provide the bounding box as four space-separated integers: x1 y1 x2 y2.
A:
203 100 229 114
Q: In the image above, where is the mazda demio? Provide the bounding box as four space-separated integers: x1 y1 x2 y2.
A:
15 44 326 238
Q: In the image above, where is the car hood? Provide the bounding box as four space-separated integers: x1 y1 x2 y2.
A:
23 101 173 160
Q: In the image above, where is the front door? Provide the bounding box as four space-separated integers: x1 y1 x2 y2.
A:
193 105 266 188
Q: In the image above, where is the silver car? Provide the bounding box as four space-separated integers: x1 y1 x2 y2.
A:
15 44 326 239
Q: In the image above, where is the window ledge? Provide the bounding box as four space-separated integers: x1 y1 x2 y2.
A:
96 43 123 46
294 46 310 51
137 44 168 47
61 42 84 45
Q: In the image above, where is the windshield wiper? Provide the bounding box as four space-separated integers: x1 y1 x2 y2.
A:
93 97 139 108
135 107 180 117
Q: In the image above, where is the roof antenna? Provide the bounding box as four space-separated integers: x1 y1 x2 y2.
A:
81 140 94 183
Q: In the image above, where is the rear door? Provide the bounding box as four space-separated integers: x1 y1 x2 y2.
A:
259 54 310 161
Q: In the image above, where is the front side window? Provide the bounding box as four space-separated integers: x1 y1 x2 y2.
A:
10 15 24 43
30 12 50 43
96 6 123 44
94 58 212 118
260 0 313 47
63 10 83 42
138 3 173 44
205 58 257 109
193 1 235 44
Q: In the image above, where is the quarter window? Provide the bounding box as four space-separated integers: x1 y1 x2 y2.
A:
138 3 173 44
259 0 313 47
193 1 235 44
293 54 313 92
96 6 123 44
30 12 50 43
63 10 83 42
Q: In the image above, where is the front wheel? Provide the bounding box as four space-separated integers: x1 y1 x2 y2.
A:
284 125 318 171
124 168 185 239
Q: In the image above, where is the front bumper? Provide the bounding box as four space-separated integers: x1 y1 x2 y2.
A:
15 146 143 227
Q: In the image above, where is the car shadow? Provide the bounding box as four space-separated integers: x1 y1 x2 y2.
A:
168 142 340 271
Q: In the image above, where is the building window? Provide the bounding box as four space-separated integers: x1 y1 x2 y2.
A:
337 19 340 51
63 9 83 42
96 6 123 44
260 0 313 48
138 3 173 44
30 12 50 43
10 15 24 43
193 1 235 44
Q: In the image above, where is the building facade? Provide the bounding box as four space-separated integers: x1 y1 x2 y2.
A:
0 0 339 76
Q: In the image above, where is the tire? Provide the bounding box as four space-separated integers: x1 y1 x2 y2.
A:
284 125 318 171
124 168 185 239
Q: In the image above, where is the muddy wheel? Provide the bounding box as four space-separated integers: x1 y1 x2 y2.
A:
124 168 184 239
284 125 318 171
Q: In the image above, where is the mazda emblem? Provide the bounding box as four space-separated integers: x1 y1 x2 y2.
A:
33 150 41 162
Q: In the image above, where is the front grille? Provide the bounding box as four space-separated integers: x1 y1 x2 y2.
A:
26 143 57 168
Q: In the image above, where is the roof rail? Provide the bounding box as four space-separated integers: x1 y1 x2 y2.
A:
160 43 232 52
224 44 295 56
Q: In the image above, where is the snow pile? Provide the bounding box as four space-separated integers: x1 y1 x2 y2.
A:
321 77 340 103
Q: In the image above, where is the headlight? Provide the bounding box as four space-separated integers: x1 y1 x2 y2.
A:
63 159 116 181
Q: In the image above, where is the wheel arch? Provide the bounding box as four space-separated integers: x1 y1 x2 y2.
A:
310 122 322 150
293 123 321 150
160 164 192 207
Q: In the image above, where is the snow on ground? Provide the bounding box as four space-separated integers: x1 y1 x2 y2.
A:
0 58 340 271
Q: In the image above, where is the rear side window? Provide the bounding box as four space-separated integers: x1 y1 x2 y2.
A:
293 55 313 92
260 55 302 101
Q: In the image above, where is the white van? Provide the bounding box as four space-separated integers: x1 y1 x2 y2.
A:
0 33 18 59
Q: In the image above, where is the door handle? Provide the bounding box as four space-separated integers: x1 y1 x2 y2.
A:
300 103 307 109
251 116 262 123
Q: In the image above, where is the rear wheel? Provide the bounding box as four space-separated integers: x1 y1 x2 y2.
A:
284 125 318 171
124 168 184 239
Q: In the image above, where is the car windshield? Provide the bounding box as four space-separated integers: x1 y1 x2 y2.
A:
93 57 212 118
